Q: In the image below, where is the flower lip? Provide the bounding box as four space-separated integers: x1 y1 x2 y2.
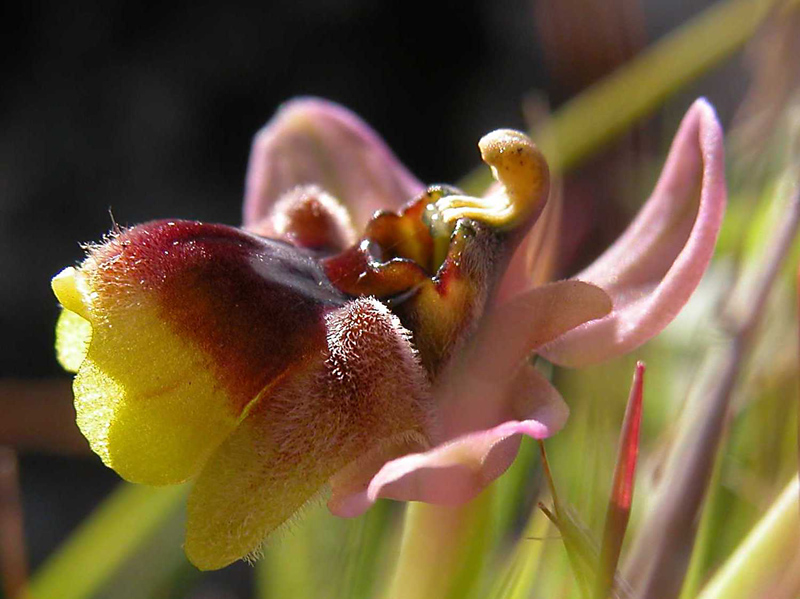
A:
245 234 351 306
53 219 359 487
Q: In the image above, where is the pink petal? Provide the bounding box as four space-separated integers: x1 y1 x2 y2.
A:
368 420 545 506
429 280 607 440
329 364 568 514
243 98 424 230
540 99 727 367
495 178 563 304
326 434 426 518
453 281 611 394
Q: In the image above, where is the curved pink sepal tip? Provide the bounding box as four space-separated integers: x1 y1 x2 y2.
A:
368 420 546 506
540 99 727 367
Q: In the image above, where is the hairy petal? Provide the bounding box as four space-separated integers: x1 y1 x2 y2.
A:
185 297 431 569
247 185 357 253
243 98 424 231
540 99 726 367
185 354 332 571
51 221 346 485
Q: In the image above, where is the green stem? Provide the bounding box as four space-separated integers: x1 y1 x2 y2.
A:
697 477 799 599
386 492 493 599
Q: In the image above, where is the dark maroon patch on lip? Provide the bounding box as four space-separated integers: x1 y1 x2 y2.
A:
89 219 348 412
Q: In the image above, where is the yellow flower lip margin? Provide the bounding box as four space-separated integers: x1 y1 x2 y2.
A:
52 266 94 374
52 221 356 490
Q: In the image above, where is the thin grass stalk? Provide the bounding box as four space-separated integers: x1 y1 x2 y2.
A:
676 432 728 599
538 441 598 598
490 507 551 599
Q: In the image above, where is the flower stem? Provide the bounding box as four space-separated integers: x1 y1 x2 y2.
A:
386 492 494 599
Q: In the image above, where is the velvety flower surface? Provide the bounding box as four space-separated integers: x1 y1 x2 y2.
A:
52 98 726 569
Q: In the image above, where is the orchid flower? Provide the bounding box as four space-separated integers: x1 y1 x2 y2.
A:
50 97 725 570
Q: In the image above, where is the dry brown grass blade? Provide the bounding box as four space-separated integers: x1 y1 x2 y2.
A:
0 379 89 455
0 448 31 599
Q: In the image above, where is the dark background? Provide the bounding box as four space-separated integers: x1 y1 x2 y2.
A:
0 0 733 596
2 0 549 380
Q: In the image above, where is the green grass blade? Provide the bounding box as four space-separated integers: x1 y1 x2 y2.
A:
490 507 551 599
460 0 778 193
28 483 187 599
697 477 800 599
328 501 395 599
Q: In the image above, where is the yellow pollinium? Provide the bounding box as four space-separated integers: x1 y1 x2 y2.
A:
435 129 550 231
